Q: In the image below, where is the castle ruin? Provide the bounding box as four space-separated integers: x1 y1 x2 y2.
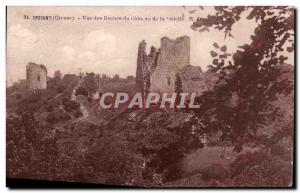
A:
26 62 47 90
136 36 207 95
180 65 207 96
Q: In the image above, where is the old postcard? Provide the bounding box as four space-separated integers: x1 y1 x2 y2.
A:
6 6 294 188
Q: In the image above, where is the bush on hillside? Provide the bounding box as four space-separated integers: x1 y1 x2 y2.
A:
63 99 80 112
200 163 229 182
231 151 292 187
75 87 88 97
46 108 71 124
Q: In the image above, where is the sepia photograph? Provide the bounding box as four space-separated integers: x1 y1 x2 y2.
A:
6 6 295 188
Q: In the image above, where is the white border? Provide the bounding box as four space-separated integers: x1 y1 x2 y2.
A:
1 0 299 6
1 0 298 192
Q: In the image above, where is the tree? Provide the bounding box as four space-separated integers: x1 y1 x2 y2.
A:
174 73 183 110
54 70 62 79
81 73 98 94
174 73 183 93
126 75 135 80
113 74 120 81
102 73 107 79
191 6 294 152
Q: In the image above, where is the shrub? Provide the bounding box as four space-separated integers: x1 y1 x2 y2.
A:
201 163 229 182
87 97 93 102
230 151 267 179
81 74 98 94
57 85 67 93
231 152 292 187
15 93 22 100
271 143 285 156
46 108 71 124
75 87 88 96
83 138 145 186
233 158 292 187
45 104 54 112
74 110 83 118
63 99 80 112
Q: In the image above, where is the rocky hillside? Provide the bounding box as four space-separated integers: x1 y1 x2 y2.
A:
6 64 294 187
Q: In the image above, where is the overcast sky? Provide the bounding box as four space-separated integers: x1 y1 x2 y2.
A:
7 6 286 85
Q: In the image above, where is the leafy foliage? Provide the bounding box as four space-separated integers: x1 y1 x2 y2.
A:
81 73 99 94
174 73 183 108
191 6 294 151
75 86 88 96
231 151 292 186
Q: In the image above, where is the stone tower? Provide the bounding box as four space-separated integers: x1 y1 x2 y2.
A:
150 36 190 93
180 65 207 95
26 62 47 90
135 40 147 93
135 36 208 96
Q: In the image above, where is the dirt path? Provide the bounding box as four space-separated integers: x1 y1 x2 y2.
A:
70 78 90 121
69 78 107 126
79 104 89 119
71 79 82 101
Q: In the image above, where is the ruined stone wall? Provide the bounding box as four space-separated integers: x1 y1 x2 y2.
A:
180 65 207 95
150 36 190 93
204 69 219 91
135 40 160 93
136 36 208 96
135 40 147 93
26 62 47 90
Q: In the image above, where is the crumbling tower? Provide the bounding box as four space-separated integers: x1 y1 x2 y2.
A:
150 36 190 93
26 62 47 90
135 36 208 96
136 40 147 93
